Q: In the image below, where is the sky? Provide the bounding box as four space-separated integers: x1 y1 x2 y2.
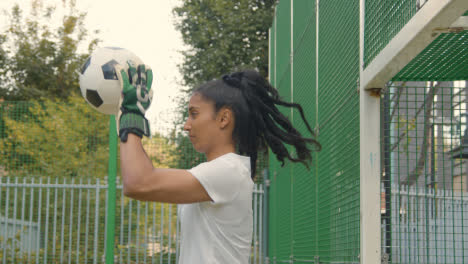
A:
0 0 187 132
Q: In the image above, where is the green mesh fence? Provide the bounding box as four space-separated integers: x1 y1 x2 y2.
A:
268 0 360 262
317 0 360 262
364 0 419 68
382 81 468 263
268 9 278 262
291 0 318 262
270 0 467 263
269 1 293 261
392 31 468 82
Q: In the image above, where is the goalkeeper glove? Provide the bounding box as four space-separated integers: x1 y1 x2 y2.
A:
115 61 153 142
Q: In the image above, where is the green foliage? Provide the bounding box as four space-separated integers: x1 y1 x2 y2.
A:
172 132 206 169
142 132 180 169
0 0 100 100
0 97 109 178
173 0 275 97
171 0 275 170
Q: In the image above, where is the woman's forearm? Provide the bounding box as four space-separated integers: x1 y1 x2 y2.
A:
120 133 154 196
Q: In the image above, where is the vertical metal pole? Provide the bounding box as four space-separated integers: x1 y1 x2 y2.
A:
127 200 132 264
315 0 320 258
289 1 295 260
119 188 125 264
262 169 270 263
266 23 272 264
160 203 164 264
290 0 294 120
44 178 51 264
106 115 118 264
262 169 269 264
383 91 392 262
167 204 172 264
53 178 59 261
60 179 66 263
36 178 41 264
84 180 91 263
152 203 157 264
258 185 263 264
76 179 83 264
359 0 382 263
27 178 34 263
20 178 26 264
176 205 180 264
266 28 270 264
12 178 18 263
144 203 148 264
68 178 75 264
136 201 141 264
253 185 258 264
315 0 319 130
0 177 5 264
0 177 3 264
93 180 100 264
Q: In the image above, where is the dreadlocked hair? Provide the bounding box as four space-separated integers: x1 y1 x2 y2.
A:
194 69 321 179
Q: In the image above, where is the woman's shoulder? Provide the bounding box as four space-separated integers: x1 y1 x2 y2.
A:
190 152 251 182
216 153 250 170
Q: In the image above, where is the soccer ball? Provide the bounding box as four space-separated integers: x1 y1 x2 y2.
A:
79 47 144 115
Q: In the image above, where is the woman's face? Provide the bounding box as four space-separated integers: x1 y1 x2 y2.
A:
183 93 221 154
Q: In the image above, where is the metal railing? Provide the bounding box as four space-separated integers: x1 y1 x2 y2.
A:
381 184 468 263
0 177 266 264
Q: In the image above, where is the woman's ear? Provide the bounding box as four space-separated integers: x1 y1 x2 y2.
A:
218 107 233 129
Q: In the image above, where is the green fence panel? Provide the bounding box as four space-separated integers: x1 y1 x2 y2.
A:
269 0 467 263
268 0 360 262
268 8 278 262
291 0 318 262
317 0 360 262
364 0 419 68
392 31 468 82
269 0 293 262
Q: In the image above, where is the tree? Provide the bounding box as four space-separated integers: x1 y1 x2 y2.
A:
171 1 275 174
172 133 206 169
142 133 179 169
173 0 275 93
0 97 109 178
0 0 100 100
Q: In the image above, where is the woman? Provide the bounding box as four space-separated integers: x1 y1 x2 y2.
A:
115 63 320 263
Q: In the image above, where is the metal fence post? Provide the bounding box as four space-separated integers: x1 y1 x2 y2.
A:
263 169 270 264
106 115 118 264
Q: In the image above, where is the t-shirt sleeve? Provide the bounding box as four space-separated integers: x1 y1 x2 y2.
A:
188 158 241 204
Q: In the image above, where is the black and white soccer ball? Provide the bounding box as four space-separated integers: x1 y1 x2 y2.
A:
79 47 144 115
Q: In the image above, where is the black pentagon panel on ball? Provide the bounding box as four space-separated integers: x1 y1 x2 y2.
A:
86 89 103 107
102 59 119 80
80 56 91 74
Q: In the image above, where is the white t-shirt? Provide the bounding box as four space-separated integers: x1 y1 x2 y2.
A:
178 153 254 264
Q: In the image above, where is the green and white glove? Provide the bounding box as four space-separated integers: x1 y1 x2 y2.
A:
115 60 153 142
